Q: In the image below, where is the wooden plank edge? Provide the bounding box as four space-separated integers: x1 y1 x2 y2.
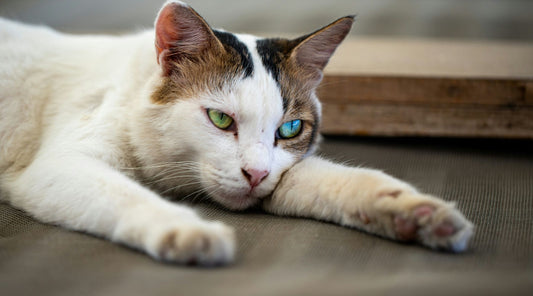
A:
320 103 533 139
318 75 533 107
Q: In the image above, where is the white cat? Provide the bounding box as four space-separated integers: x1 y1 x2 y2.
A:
0 1 473 265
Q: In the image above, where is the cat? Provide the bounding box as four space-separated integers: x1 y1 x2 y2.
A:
0 1 473 266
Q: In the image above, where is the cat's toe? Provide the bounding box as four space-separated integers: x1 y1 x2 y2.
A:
411 203 474 252
394 216 418 240
151 221 235 266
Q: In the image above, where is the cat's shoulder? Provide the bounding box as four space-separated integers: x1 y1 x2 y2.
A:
0 17 60 41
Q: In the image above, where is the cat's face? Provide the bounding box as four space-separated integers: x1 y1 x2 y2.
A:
135 1 352 210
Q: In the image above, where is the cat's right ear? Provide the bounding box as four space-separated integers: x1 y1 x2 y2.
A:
154 1 223 76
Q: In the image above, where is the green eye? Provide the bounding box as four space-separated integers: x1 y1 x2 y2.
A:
277 119 302 139
207 109 234 130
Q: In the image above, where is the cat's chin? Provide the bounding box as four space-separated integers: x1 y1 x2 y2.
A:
202 176 273 210
211 192 260 211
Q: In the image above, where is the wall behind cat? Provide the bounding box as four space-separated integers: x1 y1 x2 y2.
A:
1 0 532 41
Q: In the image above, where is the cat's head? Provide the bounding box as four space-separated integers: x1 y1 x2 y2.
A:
134 1 353 210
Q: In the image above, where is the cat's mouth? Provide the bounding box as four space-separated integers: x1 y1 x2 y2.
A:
200 165 274 210
206 179 270 210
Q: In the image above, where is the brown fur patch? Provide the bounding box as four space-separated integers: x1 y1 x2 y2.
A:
153 6 254 105
151 44 247 104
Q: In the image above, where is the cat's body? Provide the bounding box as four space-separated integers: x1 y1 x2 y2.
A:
0 19 149 174
0 1 473 265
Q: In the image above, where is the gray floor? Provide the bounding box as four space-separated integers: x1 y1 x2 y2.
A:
2 137 532 295
1 0 533 41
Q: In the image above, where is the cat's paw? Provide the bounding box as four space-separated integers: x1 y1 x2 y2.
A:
391 198 474 252
345 191 474 252
146 221 235 266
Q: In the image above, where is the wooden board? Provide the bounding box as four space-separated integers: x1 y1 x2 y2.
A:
318 38 533 138
326 38 533 78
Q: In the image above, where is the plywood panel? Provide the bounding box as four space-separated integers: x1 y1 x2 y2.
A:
318 39 533 139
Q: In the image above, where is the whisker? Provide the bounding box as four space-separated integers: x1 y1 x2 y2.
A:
150 164 199 179
159 180 206 196
118 160 200 171
144 172 198 186
181 184 217 201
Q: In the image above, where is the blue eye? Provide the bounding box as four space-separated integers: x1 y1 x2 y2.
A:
277 119 302 139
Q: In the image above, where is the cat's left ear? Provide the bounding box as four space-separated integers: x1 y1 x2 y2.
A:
290 16 354 81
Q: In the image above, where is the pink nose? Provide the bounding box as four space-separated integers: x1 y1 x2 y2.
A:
241 168 269 188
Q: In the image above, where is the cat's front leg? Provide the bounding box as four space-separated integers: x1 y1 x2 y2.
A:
5 152 235 265
264 156 474 252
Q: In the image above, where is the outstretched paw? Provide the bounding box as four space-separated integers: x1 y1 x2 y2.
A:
392 198 474 252
147 221 235 266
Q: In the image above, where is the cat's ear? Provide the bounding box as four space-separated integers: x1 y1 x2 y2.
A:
290 16 354 80
154 1 223 75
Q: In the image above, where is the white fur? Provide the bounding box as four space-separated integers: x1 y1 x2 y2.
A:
0 2 473 265
0 13 293 264
0 17 239 264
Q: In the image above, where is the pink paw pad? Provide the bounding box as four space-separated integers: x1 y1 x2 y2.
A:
434 222 456 237
394 216 418 241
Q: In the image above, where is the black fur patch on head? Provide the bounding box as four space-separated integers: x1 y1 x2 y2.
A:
213 30 254 78
256 39 282 83
256 38 298 112
256 38 296 85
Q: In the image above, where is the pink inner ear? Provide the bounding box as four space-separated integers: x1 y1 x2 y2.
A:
155 4 181 63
